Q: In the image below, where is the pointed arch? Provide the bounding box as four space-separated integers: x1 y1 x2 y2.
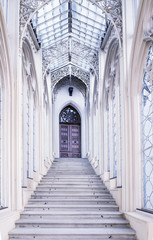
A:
22 38 39 184
59 105 81 158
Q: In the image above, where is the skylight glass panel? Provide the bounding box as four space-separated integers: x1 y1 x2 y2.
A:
51 0 59 9
38 8 44 17
82 8 88 16
32 0 107 72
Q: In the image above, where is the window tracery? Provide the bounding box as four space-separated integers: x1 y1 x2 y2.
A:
60 106 81 124
142 43 153 210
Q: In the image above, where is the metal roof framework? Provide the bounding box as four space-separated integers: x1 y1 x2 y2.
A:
32 0 107 72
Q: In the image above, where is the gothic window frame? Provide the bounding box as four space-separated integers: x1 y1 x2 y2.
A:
104 39 121 180
22 39 39 184
59 105 81 125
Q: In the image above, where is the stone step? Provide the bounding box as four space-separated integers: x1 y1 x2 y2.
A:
9 158 136 240
31 195 112 200
36 185 107 190
28 198 116 205
43 175 100 178
24 204 119 211
41 176 101 179
38 183 106 188
45 169 98 172
15 218 129 228
9 227 136 240
20 210 123 219
47 169 95 172
39 180 103 185
31 193 112 199
44 176 100 180
34 189 109 194
38 182 104 187
39 181 104 185
42 178 101 182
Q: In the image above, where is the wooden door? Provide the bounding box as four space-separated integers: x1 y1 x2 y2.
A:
60 124 81 158
59 105 81 158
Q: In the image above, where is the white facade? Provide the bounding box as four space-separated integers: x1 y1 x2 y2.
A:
0 0 153 239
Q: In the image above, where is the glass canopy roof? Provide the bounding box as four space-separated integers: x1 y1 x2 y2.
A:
32 0 107 72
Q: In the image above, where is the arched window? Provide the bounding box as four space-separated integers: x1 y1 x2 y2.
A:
142 43 153 210
59 105 81 124
22 39 38 185
104 39 121 182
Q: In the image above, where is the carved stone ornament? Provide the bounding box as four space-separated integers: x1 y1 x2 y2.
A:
51 65 90 90
103 27 117 53
20 0 40 39
51 66 70 89
90 53 99 80
24 27 38 54
43 77 49 109
42 38 98 78
89 0 122 43
42 40 68 76
71 66 90 87
143 28 153 43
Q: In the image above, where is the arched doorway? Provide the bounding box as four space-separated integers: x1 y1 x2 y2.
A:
59 105 81 158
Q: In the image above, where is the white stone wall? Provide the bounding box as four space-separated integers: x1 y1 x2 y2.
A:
0 1 53 239
87 1 153 240
53 85 87 158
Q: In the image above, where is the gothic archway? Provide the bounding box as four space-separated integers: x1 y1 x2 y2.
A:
59 105 81 158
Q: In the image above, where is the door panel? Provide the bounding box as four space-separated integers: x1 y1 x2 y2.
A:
60 125 69 157
60 124 81 158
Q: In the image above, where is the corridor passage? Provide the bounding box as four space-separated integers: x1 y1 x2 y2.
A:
9 158 136 239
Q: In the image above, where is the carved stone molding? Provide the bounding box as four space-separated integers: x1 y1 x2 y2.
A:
103 27 117 54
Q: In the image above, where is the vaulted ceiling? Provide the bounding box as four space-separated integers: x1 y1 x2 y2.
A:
32 0 107 73
20 0 122 90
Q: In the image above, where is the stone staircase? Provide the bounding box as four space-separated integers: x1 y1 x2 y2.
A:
9 158 136 239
